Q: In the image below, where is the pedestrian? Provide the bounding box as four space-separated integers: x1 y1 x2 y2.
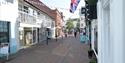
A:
46 28 49 45
74 31 77 38
65 29 68 38
80 32 88 43
65 32 68 37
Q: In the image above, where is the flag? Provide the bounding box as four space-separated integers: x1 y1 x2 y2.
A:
77 0 80 3
71 0 77 4
70 3 77 13
70 0 80 13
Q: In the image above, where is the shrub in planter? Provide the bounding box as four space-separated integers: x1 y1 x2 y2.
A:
89 58 97 63
88 49 94 59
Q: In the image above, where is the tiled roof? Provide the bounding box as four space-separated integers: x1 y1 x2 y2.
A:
24 0 56 19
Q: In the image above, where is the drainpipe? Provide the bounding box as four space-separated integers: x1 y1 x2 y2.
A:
89 21 92 49
32 27 33 44
36 28 37 43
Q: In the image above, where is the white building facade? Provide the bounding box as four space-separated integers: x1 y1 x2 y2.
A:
18 0 40 49
18 0 55 49
0 0 19 55
91 19 98 57
80 12 86 27
79 7 86 32
97 0 125 63
0 0 55 57
80 16 86 30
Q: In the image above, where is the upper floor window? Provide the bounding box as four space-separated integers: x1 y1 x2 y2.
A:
51 22 54 28
0 0 14 5
23 6 29 13
37 12 40 15
33 10 37 16
18 4 23 11
5 0 14 3
0 0 7 5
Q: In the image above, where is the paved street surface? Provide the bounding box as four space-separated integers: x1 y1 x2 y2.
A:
6 35 90 63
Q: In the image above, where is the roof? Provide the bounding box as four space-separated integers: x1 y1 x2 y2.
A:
24 0 55 19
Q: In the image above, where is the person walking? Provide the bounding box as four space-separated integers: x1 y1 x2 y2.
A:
65 29 68 38
80 32 88 43
73 28 77 38
46 28 49 45
74 31 77 38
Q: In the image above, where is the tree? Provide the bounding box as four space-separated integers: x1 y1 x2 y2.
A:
66 19 74 32
76 22 80 32
87 0 97 5
74 18 80 32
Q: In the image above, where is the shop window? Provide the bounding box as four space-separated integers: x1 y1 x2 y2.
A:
0 21 10 44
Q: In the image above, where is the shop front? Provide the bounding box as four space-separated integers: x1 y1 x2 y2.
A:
0 21 10 58
19 26 38 49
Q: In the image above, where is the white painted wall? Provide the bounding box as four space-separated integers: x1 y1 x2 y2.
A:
91 19 98 58
0 0 18 21
97 1 103 63
97 0 125 63
110 0 124 63
80 16 86 28
123 0 125 62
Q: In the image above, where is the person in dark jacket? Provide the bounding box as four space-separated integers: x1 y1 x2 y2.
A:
74 31 77 38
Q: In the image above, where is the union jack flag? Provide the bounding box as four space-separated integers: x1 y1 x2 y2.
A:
70 0 80 13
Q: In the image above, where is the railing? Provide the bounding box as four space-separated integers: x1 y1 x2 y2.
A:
18 6 38 25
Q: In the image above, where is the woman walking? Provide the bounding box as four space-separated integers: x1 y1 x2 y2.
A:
80 32 88 44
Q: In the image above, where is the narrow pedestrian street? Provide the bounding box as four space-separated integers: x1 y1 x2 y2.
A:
6 35 90 63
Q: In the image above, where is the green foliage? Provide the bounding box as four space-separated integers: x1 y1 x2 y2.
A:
66 19 74 31
76 18 80 32
89 58 97 63
88 49 97 63
76 22 80 32
87 0 98 5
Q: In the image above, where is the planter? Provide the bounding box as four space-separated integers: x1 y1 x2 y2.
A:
89 58 97 63
88 49 94 59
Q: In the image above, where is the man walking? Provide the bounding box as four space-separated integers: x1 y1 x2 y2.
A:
74 28 77 38
46 28 49 45
74 31 77 38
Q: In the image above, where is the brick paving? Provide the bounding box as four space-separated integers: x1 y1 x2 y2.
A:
5 35 90 63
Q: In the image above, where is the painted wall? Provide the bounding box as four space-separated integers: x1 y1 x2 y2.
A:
91 19 98 57
110 0 124 63
97 0 124 63
97 1 102 63
80 16 86 28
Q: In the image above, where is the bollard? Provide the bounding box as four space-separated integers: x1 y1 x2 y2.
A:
46 37 48 45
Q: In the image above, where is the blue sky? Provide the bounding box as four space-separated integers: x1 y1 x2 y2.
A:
40 0 85 20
